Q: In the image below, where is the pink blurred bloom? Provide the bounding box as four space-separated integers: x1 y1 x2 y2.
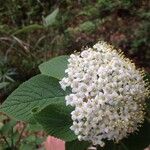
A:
44 136 65 150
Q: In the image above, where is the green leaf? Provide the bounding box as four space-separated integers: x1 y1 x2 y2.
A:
12 130 20 144
20 143 35 150
43 8 59 27
34 101 77 141
39 55 69 80
26 123 43 132
21 134 44 149
0 114 8 122
1 74 69 121
24 134 44 145
79 21 95 33
65 139 90 150
0 120 17 136
24 135 37 143
13 24 44 35
0 82 9 90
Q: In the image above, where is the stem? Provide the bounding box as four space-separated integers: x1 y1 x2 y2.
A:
1 135 10 147
15 124 26 146
11 127 14 149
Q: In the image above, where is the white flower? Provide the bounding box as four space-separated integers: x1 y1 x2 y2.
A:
60 41 149 147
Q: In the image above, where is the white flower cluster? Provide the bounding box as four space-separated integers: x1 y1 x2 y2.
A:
59 42 149 147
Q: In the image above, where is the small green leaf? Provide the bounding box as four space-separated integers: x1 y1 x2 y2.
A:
0 120 17 136
12 131 20 144
13 24 44 35
26 123 43 132
79 21 95 33
20 143 35 150
0 114 8 122
43 8 59 27
24 135 37 143
1 75 69 121
39 55 69 79
34 101 77 141
0 82 9 90
65 139 90 150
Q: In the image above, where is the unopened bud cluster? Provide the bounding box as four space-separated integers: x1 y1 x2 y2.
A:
59 42 149 147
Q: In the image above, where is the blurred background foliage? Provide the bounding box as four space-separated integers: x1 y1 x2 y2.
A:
0 0 149 107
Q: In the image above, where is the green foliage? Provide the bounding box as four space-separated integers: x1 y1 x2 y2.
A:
0 120 17 136
1 74 69 121
13 24 44 35
39 55 69 79
26 122 43 132
34 101 77 141
1 55 150 149
0 114 45 150
0 59 15 83
1 55 80 148
43 8 59 27
79 21 96 33
79 5 99 18
0 58 16 93
97 0 134 10
0 118 18 150
0 82 9 90
20 134 44 150
20 144 35 150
